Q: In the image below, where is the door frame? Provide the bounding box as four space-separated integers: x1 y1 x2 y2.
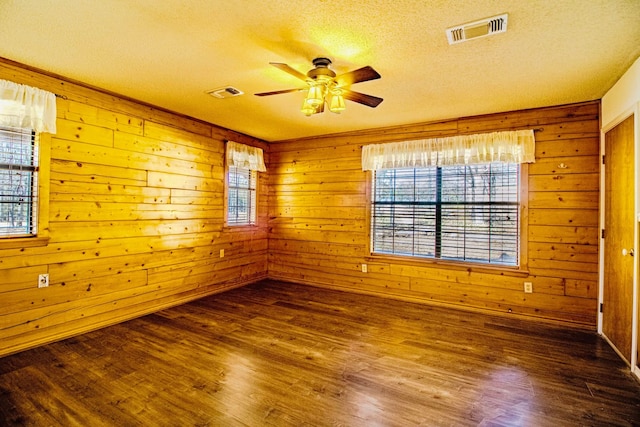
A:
599 106 639 379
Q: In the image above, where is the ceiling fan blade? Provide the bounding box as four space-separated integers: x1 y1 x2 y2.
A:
255 88 304 96
270 62 308 81
341 89 383 108
335 66 381 86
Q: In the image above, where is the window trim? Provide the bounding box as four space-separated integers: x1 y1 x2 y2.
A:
0 132 50 249
224 164 258 228
365 163 529 274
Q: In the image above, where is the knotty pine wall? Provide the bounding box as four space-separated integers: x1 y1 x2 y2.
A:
0 60 269 357
268 101 600 327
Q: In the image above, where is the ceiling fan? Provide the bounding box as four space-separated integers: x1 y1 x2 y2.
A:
255 57 383 116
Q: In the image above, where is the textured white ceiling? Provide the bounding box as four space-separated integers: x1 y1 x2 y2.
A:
1 0 639 142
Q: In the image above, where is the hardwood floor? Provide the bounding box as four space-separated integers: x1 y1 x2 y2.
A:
1 279 639 426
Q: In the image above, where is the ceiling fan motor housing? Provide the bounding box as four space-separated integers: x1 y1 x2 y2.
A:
307 57 336 80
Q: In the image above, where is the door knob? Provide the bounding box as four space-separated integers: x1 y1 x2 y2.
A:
622 248 635 256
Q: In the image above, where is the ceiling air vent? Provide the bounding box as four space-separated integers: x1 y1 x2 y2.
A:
206 86 244 99
446 13 508 45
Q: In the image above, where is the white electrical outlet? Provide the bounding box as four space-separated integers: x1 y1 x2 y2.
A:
524 282 533 293
219 249 225 258
361 264 368 273
38 274 49 288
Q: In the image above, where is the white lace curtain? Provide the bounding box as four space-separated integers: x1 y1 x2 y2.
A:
361 129 535 170
0 79 57 134
226 141 267 172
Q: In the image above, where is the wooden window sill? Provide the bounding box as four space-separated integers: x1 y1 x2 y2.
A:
0 236 50 250
223 224 258 231
366 253 530 278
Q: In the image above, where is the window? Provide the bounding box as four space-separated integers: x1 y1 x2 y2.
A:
0 127 39 237
227 166 257 226
371 163 520 266
225 141 266 227
0 79 55 248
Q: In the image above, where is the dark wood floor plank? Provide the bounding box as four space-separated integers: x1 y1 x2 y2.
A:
1 279 639 426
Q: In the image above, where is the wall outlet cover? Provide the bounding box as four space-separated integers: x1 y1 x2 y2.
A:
38 274 50 288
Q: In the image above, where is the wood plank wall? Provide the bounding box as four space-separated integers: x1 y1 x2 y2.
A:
268 101 600 328
0 59 269 357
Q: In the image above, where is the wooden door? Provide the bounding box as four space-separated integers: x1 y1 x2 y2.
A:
603 114 635 364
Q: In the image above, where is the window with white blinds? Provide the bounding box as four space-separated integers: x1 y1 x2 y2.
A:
371 163 520 266
0 127 39 237
227 166 257 226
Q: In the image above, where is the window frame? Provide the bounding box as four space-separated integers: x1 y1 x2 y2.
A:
224 164 258 227
0 130 50 249
365 163 529 274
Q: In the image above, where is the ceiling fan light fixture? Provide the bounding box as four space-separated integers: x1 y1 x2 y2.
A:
301 98 316 116
305 84 324 107
329 91 346 113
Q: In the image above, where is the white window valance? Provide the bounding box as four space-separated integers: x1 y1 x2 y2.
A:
0 79 57 134
361 129 535 170
226 141 266 172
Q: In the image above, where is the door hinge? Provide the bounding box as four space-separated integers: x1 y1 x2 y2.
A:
601 229 605 239
602 155 605 165
600 303 603 313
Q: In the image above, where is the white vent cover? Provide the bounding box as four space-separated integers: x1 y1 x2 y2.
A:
206 86 244 99
446 13 508 45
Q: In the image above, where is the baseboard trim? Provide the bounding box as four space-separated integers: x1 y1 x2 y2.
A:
1 275 267 358
266 274 595 332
